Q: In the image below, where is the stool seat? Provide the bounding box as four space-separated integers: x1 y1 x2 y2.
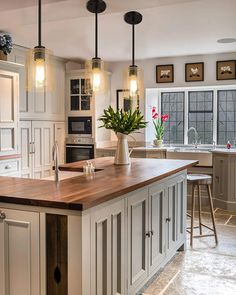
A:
187 174 212 185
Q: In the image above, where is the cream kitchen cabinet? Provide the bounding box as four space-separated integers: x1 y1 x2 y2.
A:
0 63 20 156
90 199 125 295
128 173 186 294
9 46 66 121
0 207 40 295
20 121 65 179
213 152 236 211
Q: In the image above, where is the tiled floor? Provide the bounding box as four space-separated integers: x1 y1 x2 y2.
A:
142 208 236 295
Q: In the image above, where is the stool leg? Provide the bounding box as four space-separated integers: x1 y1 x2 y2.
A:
207 184 218 244
190 184 196 247
198 185 202 235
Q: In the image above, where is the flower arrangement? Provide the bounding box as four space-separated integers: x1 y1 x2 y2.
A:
152 107 168 145
0 34 13 56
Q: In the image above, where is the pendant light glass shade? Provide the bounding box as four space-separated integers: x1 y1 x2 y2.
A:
85 57 108 94
26 0 54 92
26 47 54 91
123 65 143 108
123 11 144 110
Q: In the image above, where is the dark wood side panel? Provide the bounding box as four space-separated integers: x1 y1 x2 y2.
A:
46 214 68 295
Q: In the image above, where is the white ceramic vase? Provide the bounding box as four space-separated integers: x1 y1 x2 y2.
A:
114 132 132 165
153 139 163 148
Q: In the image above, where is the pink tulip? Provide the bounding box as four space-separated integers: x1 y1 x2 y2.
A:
161 114 169 122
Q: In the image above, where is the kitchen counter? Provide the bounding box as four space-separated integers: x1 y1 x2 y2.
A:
0 157 197 211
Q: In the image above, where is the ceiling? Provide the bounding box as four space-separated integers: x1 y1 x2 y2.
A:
0 0 235 61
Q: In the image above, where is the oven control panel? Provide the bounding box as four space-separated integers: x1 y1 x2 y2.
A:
66 136 94 145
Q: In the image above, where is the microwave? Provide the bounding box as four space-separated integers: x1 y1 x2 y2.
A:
68 116 92 136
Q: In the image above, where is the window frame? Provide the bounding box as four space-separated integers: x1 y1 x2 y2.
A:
149 85 236 146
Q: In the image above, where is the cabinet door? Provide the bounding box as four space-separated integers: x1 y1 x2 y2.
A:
54 122 65 165
91 199 125 295
0 208 40 295
213 156 228 201
166 176 186 254
20 121 32 178
32 121 54 179
148 184 165 273
127 188 148 294
0 70 19 156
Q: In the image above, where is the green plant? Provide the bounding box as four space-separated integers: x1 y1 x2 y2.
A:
99 106 148 135
152 107 169 140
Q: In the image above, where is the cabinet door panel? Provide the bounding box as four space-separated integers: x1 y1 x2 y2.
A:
128 189 148 293
91 200 125 295
54 123 65 165
166 184 177 252
20 121 32 178
0 208 40 295
149 187 165 273
0 74 14 122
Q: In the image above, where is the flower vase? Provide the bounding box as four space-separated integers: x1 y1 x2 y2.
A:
153 139 163 148
114 132 132 165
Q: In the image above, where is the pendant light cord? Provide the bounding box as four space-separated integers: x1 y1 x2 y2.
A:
132 24 135 66
38 0 42 47
95 10 98 58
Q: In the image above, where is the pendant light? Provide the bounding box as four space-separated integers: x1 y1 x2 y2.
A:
26 0 53 91
85 0 107 94
123 11 144 107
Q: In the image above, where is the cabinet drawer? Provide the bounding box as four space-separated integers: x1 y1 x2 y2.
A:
0 159 20 175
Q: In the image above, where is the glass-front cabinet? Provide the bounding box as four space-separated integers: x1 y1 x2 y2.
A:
69 77 93 112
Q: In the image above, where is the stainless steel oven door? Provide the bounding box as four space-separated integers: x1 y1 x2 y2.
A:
66 145 94 163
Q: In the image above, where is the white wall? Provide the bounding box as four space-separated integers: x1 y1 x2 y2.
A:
108 52 236 141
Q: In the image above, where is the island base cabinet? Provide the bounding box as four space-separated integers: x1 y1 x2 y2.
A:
90 199 125 295
128 173 186 295
0 208 40 295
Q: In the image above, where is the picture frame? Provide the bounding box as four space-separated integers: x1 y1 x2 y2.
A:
156 64 174 83
216 60 236 80
185 62 204 82
116 89 139 111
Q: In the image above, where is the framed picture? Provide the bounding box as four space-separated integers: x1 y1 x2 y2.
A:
116 89 139 111
156 64 174 83
216 60 236 80
185 62 204 82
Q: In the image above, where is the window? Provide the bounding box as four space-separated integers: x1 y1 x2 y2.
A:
218 90 236 144
188 91 213 144
161 92 184 144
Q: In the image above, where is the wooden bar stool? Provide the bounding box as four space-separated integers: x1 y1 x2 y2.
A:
187 174 218 246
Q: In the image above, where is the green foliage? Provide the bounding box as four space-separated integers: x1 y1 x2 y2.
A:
98 106 148 135
153 118 164 140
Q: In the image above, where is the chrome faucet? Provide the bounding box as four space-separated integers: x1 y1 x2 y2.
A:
187 127 199 148
52 141 59 183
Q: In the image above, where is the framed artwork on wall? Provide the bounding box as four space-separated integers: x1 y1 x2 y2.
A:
156 64 174 83
116 89 139 111
185 62 204 82
216 60 236 80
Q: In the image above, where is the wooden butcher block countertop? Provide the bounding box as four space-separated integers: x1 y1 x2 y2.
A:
0 157 197 211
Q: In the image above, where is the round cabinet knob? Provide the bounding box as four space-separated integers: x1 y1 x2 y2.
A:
5 165 11 170
0 211 6 220
145 232 151 238
166 217 171 223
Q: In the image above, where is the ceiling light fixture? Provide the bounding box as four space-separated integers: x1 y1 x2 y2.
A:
86 0 107 94
123 11 143 107
26 0 54 91
217 38 236 44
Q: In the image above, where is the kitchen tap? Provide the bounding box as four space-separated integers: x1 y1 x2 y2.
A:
187 127 199 148
52 141 59 183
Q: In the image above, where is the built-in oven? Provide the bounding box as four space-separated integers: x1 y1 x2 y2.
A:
68 116 92 136
66 137 94 163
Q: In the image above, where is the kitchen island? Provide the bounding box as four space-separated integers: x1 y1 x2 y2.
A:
0 157 197 295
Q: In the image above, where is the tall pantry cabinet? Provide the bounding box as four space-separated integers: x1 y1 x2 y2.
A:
8 46 66 179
